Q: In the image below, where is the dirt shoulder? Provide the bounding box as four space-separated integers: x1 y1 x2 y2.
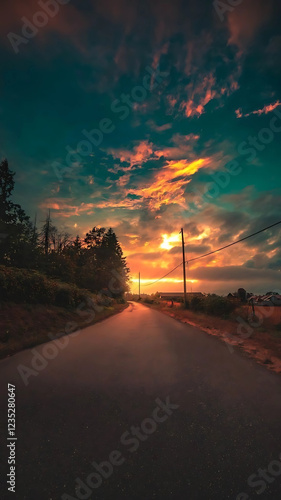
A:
0 301 128 360
143 301 281 375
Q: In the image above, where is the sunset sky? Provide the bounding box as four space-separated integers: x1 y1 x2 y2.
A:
1 0 281 294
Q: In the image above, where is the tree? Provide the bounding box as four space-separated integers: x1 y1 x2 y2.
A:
97 228 130 295
63 236 86 284
238 288 247 303
72 235 82 252
84 227 105 249
0 159 34 266
40 211 54 256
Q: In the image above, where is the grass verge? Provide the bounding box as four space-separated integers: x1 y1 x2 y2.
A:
143 301 281 375
0 301 128 360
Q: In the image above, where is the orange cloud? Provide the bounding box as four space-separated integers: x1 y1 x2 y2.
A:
108 141 154 170
154 133 200 160
147 121 173 132
116 174 131 187
127 158 210 211
40 199 95 218
235 108 243 119
180 74 217 118
95 157 210 213
236 100 281 118
93 199 143 210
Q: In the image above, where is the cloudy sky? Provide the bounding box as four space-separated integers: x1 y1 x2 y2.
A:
1 0 281 294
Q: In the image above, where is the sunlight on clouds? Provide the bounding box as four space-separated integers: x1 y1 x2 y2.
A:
168 158 206 177
193 228 211 241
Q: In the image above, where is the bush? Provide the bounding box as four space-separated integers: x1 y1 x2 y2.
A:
190 296 204 312
188 294 236 317
144 297 154 304
203 295 235 317
0 265 92 309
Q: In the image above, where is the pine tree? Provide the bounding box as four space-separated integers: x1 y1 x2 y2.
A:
98 228 130 294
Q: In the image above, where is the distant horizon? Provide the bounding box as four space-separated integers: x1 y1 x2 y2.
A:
130 282 281 297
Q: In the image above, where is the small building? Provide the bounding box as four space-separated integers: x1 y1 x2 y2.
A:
249 294 281 306
159 292 204 300
265 294 281 306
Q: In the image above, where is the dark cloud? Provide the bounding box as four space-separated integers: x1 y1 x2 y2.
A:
189 265 280 283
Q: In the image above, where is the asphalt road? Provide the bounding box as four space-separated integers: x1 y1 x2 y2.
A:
1 302 281 500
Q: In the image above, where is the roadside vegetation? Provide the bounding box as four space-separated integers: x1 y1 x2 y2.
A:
0 265 92 308
130 293 237 318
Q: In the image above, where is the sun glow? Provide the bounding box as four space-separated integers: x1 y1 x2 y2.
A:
160 233 181 250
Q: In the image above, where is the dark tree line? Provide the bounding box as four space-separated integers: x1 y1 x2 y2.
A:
0 160 129 295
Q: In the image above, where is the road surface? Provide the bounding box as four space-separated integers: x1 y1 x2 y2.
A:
1 302 281 500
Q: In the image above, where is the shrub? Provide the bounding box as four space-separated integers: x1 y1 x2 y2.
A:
144 297 154 304
188 294 236 317
0 265 92 309
190 296 204 312
203 295 235 317
185 294 237 317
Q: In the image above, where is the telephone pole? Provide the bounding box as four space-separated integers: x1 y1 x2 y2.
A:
181 228 187 308
139 272 141 299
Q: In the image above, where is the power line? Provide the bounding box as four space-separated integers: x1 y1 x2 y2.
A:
187 219 281 264
142 261 183 287
140 219 281 287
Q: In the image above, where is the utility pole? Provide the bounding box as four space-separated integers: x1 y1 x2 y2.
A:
139 272 141 300
181 228 187 308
